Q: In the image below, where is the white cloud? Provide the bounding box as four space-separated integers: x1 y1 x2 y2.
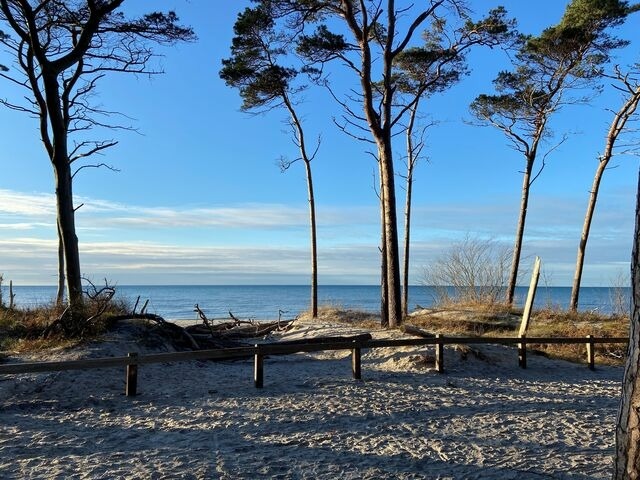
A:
0 187 633 287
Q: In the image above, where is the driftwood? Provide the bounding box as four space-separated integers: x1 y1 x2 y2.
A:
400 325 436 338
106 313 202 350
272 333 372 346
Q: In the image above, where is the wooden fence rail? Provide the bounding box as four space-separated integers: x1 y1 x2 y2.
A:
0 335 628 396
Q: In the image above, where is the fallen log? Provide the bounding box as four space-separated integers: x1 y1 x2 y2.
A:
400 325 436 338
272 333 372 346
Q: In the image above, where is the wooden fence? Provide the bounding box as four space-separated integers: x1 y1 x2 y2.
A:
0 335 628 396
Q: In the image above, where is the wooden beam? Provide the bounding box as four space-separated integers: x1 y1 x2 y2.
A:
518 335 527 369
125 352 138 397
586 335 595 370
351 347 361 380
254 345 264 389
519 256 541 337
435 334 444 374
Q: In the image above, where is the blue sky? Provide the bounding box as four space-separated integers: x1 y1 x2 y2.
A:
0 0 638 287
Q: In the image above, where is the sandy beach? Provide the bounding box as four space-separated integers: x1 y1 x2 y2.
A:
0 318 625 479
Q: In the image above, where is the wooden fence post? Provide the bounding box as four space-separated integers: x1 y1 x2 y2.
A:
518 335 527 369
351 345 362 380
125 352 138 397
254 345 264 389
586 335 595 370
435 334 444 374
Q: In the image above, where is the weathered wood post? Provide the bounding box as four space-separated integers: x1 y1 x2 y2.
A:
518 335 527 369
518 257 541 338
351 344 362 380
586 335 595 370
125 352 138 397
254 344 264 389
435 334 444 373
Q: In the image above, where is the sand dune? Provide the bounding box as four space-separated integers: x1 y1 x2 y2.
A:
0 319 624 479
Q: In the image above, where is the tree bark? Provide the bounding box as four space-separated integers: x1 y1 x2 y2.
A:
56 223 65 306
54 162 83 307
379 142 402 327
613 169 640 479
506 157 534 306
380 171 389 328
570 160 607 311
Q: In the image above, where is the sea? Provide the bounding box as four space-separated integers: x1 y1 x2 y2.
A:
1 285 630 321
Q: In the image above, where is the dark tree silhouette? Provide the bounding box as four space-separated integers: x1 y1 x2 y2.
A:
0 1 194 311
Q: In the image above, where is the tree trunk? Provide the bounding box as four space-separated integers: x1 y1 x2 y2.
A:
304 159 318 318
42 70 83 309
379 143 402 327
570 160 607 311
380 172 389 328
56 223 65 306
506 157 534 306
572 81 640 312
402 161 413 318
613 169 640 479
54 163 83 307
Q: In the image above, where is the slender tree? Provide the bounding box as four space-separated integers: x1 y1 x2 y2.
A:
470 0 634 306
400 101 428 318
220 5 321 318
257 0 513 327
570 65 640 311
614 168 640 479
0 1 194 310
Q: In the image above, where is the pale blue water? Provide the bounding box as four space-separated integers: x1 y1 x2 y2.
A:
1 285 629 320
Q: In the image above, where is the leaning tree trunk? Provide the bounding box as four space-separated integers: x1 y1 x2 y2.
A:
572 82 640 312
570 160 607 311
304 159 318 318
613 170 640 479
506 157 534 306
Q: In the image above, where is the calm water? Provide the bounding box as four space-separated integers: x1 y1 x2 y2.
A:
1 284 629 320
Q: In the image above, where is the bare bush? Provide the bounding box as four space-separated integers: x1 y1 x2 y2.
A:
610 271 631 318
422 236 511 307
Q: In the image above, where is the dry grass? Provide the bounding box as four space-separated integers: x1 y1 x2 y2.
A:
0 297 130 353
525 308 628 365
406 305 628 365
298 305 382 329
301 303 630 366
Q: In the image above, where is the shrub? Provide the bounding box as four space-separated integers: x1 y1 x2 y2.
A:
422 235 511 307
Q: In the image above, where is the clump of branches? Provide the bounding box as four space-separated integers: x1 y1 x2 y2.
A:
423 236 511 308
41 278 127 338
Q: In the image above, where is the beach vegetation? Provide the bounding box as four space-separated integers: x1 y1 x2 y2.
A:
421 235 512 309
0 283 130 352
